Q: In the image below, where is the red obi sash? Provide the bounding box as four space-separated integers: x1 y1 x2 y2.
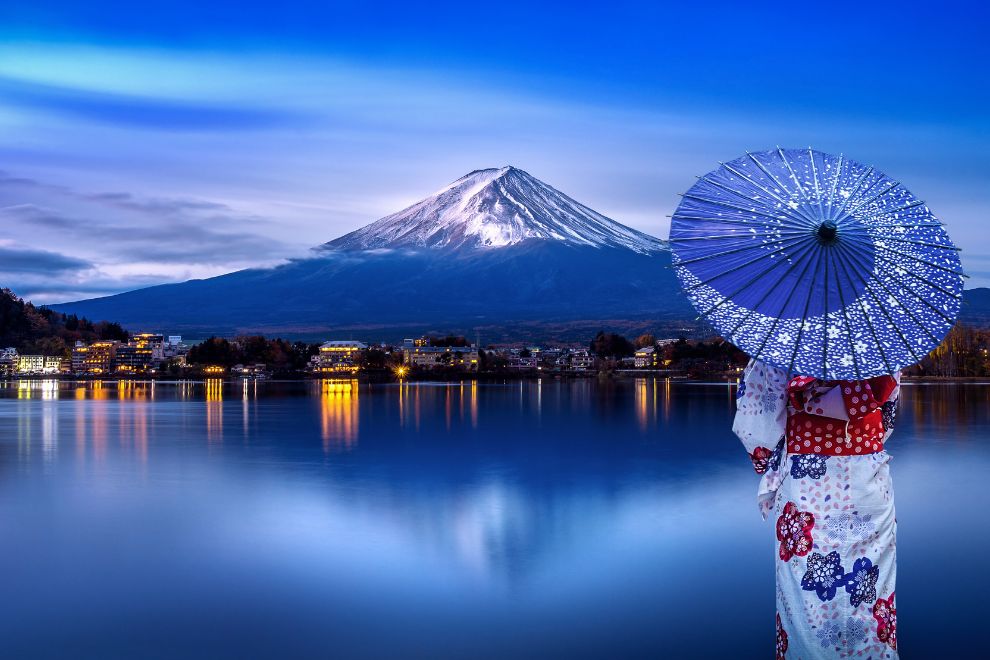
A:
785 375 897 456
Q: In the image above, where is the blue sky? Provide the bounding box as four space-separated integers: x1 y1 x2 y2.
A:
1 1 988 302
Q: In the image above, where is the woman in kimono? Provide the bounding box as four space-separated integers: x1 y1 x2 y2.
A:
733 359 900 659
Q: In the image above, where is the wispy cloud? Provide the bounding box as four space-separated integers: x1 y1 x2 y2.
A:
3 203 281 263
0 244 92 274
0 75 299 131
0 170 306 302
0 39 987 305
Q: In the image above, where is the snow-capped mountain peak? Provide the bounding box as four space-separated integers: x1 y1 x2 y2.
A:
325 166 667 254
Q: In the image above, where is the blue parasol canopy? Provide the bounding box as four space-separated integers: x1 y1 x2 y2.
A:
669 148 965 379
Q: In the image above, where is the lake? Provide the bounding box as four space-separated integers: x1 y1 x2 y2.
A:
0 378 986 658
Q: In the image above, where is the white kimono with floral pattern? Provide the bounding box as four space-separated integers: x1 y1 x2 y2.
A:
733 359 899 659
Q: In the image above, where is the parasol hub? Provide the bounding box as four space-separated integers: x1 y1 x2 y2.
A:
816 221 839 245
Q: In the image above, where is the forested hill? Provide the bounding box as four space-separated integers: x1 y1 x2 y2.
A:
0 288 129 357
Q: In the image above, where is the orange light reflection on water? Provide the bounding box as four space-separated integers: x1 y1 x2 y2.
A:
205 378 223 444
320 379 359 452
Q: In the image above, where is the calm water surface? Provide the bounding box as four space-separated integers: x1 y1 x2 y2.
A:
0 378 987 658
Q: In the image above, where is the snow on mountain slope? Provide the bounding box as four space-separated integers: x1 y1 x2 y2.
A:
325 166 667 254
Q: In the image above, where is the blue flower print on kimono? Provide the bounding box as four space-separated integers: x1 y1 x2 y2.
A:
815 613 871 650
824 511 876 545
761 387 779 415
816 620 841 648
817 621 842 649
769 437 783 472
844 557 879 608
882 400 897 432
800 551 846 601
790 453 828 479
844 616 869 646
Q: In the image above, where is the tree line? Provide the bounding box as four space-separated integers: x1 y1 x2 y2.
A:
185 336 318 372
0 288 129 356
904 323 990 378
5 284 988 378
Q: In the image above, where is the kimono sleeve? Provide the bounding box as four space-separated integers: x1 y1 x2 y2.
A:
732 359 788 474
881 372 902 442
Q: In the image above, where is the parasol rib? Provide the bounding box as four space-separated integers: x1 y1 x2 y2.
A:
828 166 875 221
839 239 962 325
875 237 961 251
845 180 901 217
751 242 822 369
673 232 810 269
694 238 822 321
822 246 830 377
700 176 814 230
777 147 811 202
824 154 844 222
746 152 822 227
681 192 810 228
826 245 864 380
807 148 827 223
830 245 895 375
720 238 824 344
669 230 809 242
786 246 825 375
831 243 922 368
716 163 820 228
678 235 814 289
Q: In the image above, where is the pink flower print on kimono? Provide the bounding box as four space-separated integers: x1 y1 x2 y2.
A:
776 612 788 660
776 502 814 562
873 593 897 650
750 446 773 474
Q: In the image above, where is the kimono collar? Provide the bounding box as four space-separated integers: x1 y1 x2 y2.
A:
786 375 898 421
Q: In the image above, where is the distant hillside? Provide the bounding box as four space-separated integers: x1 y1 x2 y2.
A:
0 288 129 356
52 242 696 342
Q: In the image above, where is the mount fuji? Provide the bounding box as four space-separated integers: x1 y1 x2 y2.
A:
327 166 665 254
54 167 694 341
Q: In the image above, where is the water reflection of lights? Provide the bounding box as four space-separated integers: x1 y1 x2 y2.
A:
91 380 109 401
663 377 671 422
242 379 258 439
205 378 224 443
398 383 422 431
636 378 666 432
535 378 542 421
320 379 358 451
470 380 478 428
397 381 479 431
114 381 151 466
16 379 60 400
68 381 111 463
635 378 648 431
445 384 453 430
456 381 481 429
116 379 154 401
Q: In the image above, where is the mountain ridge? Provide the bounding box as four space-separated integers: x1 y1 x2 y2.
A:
325 166 666 254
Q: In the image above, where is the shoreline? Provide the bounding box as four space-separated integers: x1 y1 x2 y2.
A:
5 373 989 385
